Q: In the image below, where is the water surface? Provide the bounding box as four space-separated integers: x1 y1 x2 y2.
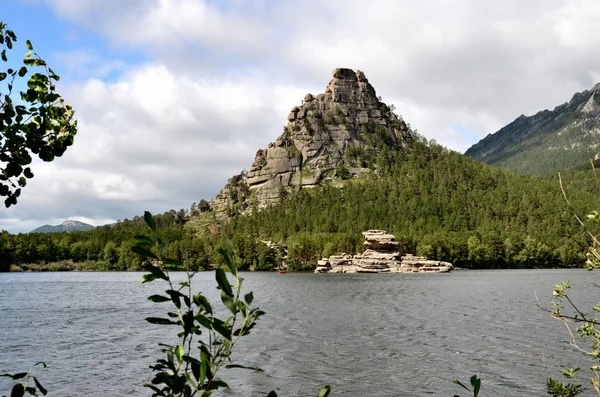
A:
0 270 597 396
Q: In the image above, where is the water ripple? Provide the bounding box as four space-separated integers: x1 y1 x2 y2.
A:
0 270 597 396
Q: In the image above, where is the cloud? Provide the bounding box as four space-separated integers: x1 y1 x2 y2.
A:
1 62 303 232
51 49 125 79
4 0 600 232
40 0 600 134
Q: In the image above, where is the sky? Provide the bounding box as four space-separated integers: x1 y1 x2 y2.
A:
2 0 600 233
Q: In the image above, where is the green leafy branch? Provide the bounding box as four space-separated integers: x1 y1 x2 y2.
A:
0 362 47 397
134 211 330 397
453 374 481 397
0 21 77 207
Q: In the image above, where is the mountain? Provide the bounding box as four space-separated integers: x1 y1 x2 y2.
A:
181 68 600 269
6 69 599 271
30 220 95 233
208 68 413 217
465 82 600 175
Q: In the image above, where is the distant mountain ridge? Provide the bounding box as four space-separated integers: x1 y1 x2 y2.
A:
465 82 600 175
30 220 95 233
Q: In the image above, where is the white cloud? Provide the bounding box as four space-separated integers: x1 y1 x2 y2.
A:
5 0 600 232
51 49 125 79
2 61 301 232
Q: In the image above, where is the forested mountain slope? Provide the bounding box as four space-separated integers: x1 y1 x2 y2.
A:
219 140 599 269
465 83 600 175
4 70 600 271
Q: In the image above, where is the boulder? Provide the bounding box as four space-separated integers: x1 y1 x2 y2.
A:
332 68 358 80
315 231 453 274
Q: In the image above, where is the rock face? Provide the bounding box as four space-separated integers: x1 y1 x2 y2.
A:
465 82 600 175
315 230 453 274
210 68 412 215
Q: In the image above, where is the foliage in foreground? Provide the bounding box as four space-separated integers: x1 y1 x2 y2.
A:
134 211 330 396
0 362 47 397
542 166 600 396
0 21 77 207
453 375 481 397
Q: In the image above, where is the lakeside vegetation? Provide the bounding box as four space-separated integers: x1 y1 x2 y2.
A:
2 141 599 272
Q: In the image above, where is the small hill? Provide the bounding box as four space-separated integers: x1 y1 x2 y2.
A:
208 68 413 218
465 82 600 175
30 220 95 233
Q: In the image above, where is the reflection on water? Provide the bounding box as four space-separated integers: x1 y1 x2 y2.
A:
0 269 596 396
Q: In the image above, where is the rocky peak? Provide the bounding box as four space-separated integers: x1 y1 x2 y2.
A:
210 68 412 216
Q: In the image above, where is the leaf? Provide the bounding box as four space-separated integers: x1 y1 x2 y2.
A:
174 345 184 363
166 290 182 309
141 273 159 283
141 267 169 284
244 292 254 305
193 295 213 314
470 375 480 396
18 66 26 77
131 245 158 260
147 294 171 303
145 317 177 325
208 379 229 390
10 383 25 397
217 247 237 277
317 385 331 397
199 352 209 385
224 364 263 372
221 291 237 314
195 314 212 329
25 40 32 50
134 235 154 245
211 318 232 341
453 380 470 391
215 268 233 297
144 211 156 232
9 373 27 380
32 377 47 395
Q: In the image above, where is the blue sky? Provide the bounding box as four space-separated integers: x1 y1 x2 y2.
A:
2 0 600 233
2 1 147 82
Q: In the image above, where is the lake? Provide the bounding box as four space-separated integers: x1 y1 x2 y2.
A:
0 269 597 396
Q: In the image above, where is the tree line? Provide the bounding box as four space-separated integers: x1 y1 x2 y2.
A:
2 140 598 271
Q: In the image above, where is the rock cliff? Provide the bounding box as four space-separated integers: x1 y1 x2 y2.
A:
210 68 412 216
315 230 453 273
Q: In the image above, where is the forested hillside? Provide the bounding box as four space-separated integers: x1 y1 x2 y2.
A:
2 139 598 271
216 140 598 269
3 66 600 272
465 83 600 175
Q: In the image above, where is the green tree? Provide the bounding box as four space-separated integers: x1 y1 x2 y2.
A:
0 22 77 207
103 241 119 269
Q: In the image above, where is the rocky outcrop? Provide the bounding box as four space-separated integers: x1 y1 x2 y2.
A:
210 68 412 215
315 230 453 274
